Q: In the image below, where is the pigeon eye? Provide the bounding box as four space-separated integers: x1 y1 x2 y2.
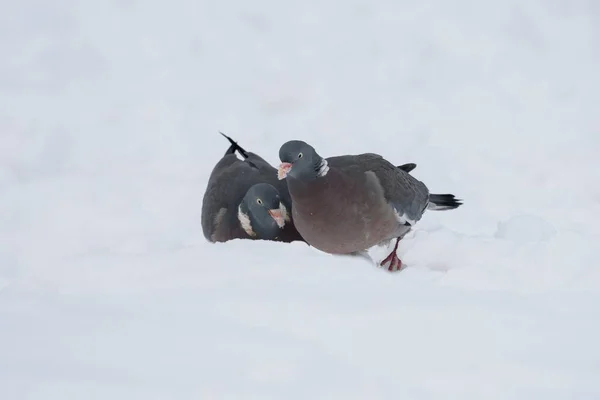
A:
256 198 263 205
298 152 303 158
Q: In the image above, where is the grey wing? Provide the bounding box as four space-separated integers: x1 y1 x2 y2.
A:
326 153 383 169
201 206 227 242
206 153 241 184
244 152 277 172
201 159 262 241
328 153 429 224
373 163 429 225
202 154 238 240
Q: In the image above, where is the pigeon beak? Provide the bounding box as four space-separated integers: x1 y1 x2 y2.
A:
277 163 292 180
268 209 285 228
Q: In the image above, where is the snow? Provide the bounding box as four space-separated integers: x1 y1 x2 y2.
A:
1 0 600 398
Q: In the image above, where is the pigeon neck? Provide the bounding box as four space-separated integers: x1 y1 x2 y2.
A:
316 158 329 177
296 157 328 181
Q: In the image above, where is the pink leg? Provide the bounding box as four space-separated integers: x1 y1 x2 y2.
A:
380 237 403 272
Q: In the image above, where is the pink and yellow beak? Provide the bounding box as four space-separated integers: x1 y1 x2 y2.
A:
268 209 285 228
277 163 292 180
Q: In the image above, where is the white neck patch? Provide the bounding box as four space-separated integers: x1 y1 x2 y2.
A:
237 206 256 237
317 159 329 177
280 202 290 223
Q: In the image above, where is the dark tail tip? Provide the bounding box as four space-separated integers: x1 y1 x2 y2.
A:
219 131 248 158
427 194 463 210
397 163 417 173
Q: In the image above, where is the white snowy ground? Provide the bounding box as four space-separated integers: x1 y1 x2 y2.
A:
1 0 600 398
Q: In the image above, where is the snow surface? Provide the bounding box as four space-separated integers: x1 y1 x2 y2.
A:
1 0 600 398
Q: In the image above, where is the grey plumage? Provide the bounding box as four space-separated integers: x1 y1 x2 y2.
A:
277 140 462 270
201 133 304 243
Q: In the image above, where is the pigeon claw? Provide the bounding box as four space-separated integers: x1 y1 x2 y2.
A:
379 237 403 272
380 252 403 272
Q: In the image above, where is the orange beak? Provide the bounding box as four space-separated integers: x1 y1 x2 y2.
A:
268 209 285 228
277 163 292 180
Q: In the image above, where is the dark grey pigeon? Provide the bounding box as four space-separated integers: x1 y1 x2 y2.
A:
277 140 462 271
201 133 304 243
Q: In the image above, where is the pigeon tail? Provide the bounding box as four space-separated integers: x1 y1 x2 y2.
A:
427 194 463 210
220 132 248 158
396 163 417 173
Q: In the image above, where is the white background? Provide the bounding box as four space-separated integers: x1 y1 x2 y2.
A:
1 0 599 398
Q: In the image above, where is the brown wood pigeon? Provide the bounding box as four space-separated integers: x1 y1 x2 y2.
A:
201 133 305 243
277 140 463 271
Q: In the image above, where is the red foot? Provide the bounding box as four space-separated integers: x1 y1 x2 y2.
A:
380 237 403 272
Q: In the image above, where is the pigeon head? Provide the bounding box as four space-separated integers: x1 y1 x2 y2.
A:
277 140 329 181
238 183 289 240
